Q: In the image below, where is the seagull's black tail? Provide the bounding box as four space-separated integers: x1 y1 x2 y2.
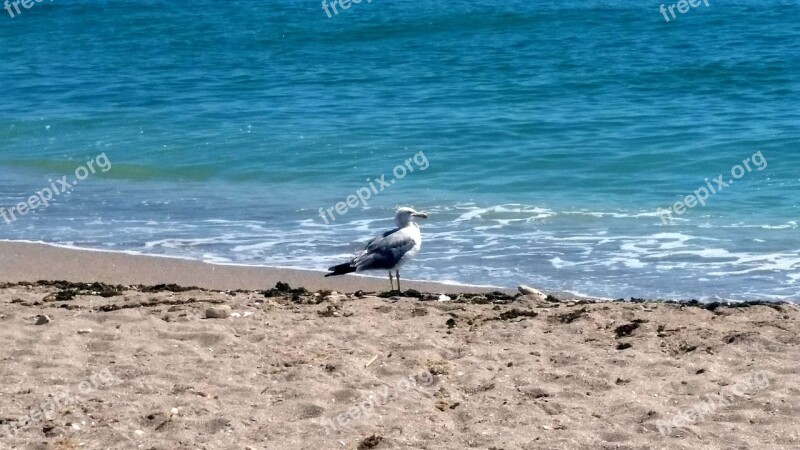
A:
325 263 356 277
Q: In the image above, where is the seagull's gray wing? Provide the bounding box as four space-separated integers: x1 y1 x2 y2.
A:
353 228 416 271
364 227 400 250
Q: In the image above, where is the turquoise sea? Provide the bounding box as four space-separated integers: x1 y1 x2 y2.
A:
1 0 798 300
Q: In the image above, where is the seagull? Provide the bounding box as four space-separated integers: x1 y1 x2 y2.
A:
325 207 428 291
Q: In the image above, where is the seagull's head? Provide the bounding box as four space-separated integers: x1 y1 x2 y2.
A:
395 207 428 227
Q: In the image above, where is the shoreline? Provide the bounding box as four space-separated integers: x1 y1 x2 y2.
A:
1 240 797 304
0 240 517 295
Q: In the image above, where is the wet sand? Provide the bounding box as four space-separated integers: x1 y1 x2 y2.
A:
0 241 511 294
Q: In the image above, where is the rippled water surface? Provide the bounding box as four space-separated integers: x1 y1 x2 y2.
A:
1 0 798 300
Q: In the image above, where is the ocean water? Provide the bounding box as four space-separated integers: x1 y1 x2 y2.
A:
1 0 798 301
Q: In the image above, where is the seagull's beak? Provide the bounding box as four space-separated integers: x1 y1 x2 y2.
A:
413 212 429 219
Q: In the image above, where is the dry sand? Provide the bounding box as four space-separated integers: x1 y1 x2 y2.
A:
0 242 799 450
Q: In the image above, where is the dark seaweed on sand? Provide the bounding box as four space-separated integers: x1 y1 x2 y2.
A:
37 280 124 300
496 309 538 321
554 307 588 324
263 282 309 301
358 435 383 450
614 319 648 338
377 289 427 299
138 283 199 293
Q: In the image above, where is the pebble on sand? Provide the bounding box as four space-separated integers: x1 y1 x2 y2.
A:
324 292 348 303
205 305 232 319
518 285 548 301
35 315 51 325
77 328 93 334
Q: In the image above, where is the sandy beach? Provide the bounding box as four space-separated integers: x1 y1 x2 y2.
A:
4 0 799 448
0 242 798 450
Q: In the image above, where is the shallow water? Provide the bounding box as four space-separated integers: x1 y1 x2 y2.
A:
1 0 798 300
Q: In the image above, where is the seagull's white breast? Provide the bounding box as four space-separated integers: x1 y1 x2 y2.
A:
395 223 422 270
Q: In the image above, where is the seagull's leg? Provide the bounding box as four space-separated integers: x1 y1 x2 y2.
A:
396 270 401 291
389 272 394 291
